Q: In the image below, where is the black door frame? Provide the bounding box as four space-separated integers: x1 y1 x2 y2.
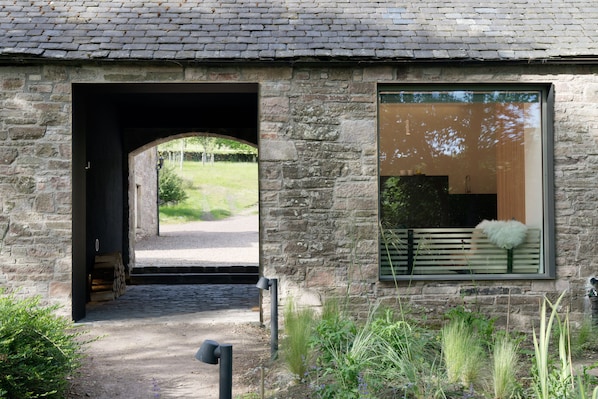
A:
72 82 259 321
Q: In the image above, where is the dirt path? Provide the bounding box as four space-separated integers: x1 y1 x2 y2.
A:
68 216 280 398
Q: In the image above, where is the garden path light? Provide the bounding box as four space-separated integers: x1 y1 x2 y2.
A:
257 276 278 359
195 339 233 399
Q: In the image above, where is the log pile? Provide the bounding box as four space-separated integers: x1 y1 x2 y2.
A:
90 252 126 302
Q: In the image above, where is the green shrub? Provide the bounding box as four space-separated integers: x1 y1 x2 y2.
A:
371 309 444 399
312 300 357 367
158 165 188 205
0 291 84 399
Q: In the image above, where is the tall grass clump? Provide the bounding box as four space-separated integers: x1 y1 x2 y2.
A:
282 299 317 381
372 308 444 399
441 318 486 389
493 334 520 399
570 318 598 359
0 291 85 399
310 299 370 399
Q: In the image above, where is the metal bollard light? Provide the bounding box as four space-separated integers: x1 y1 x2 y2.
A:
256 276 278 359
195 340 233 399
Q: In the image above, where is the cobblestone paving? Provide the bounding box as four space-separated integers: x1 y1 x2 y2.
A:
80 284 260 324
80 215 261 324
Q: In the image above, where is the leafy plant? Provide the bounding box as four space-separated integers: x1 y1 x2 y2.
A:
532 291 575 399
0 291 85 399
312 300 357 368
310 300 371 399
372 309 444 399
313 320 380 399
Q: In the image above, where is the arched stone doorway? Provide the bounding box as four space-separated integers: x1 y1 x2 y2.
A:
128 134 258 284
72 83 259 320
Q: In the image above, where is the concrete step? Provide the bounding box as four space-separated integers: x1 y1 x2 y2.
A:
129 265 259 285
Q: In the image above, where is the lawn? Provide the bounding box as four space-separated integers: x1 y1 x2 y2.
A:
159 160 258 223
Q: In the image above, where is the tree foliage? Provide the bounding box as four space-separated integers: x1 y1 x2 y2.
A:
158 166 188 205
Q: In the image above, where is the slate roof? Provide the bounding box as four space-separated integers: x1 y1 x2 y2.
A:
1 0 597 63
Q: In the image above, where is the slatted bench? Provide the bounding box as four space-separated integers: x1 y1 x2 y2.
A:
380 228 541 276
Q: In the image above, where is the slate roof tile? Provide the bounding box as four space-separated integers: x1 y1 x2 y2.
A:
0 0 596 63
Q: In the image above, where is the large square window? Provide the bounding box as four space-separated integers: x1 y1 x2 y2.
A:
378 85 554 280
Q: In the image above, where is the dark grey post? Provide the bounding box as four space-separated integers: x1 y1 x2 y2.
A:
270 278 278 359
195 340 233 399
256 277 279 360
219 344 233 399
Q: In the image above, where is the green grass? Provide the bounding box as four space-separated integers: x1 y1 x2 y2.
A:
493 335 519 399
441 318 486 388
159 160 258 223
283 300 317 380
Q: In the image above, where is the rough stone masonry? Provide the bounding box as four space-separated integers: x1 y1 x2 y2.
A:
1 62 598 328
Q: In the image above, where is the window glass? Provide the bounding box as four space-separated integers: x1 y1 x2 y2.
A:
379 87 549 278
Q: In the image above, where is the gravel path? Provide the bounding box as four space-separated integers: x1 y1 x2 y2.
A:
134 214 259 267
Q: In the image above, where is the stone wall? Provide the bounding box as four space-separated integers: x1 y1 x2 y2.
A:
0 66 72 313
0 63 597 327
127 147 159 271
130 148 158 242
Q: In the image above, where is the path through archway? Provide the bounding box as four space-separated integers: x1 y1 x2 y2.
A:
72 82 259 320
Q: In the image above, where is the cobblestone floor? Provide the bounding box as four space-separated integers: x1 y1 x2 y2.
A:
81 214 261 324
80 284 260 324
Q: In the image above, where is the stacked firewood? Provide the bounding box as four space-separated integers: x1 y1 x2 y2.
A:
90 252 126 301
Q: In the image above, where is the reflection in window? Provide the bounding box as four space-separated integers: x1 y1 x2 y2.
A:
378 87 549 278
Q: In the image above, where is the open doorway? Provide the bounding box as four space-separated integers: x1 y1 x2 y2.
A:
72 83 259 321
128 137 259 284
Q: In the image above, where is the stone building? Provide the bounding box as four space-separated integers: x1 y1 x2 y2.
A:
0 0 597 326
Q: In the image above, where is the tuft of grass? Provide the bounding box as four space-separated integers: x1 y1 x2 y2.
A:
282 300 317 381
373 309 444 399
493 335 519 399
441 318 486 388
571 318 598 359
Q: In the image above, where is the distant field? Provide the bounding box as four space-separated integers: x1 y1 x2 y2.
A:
159 161 258 223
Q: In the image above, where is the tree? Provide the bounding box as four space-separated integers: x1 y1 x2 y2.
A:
158 166 187 205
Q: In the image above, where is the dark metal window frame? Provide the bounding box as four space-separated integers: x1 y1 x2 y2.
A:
377 83 555 281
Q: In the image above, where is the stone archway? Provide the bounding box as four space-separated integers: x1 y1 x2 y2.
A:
72 83 259 320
